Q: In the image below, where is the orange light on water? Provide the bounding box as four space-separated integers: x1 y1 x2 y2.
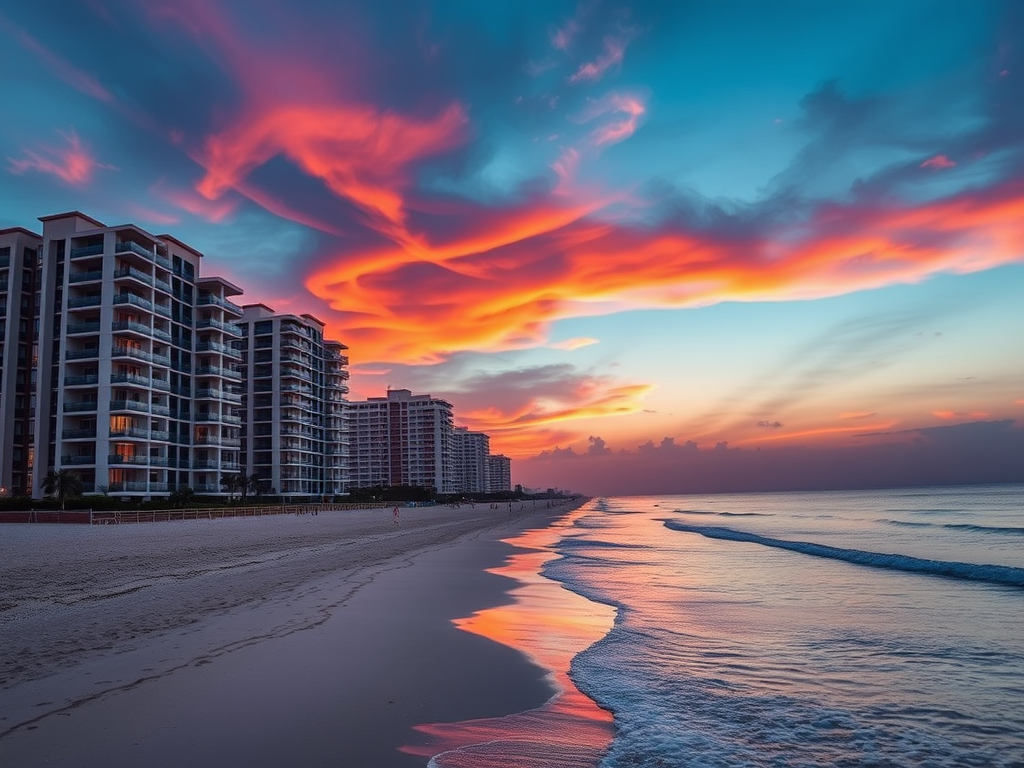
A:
401 509 615 766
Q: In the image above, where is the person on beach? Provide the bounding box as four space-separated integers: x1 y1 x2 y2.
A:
393 506 400 526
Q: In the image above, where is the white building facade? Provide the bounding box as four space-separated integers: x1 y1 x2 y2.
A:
32 211 244 499
452 426 490 494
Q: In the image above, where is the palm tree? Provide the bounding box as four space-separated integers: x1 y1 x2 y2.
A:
247 474 266 502
220 472 244 501
41 469 84 510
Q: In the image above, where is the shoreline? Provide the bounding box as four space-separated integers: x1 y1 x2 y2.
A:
0 500 592 766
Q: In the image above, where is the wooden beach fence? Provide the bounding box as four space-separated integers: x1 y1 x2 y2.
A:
0 503 389 525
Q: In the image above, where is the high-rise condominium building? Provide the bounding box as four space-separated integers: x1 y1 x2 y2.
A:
486 454 512 492
348 389 455 493
236 305 350 498
32 211 244 499
452 426 490 494
0 227 41 497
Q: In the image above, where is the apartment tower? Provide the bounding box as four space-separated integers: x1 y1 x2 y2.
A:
33 212 243 499
0 227 41 497
236 305 350 498
348 389 455 493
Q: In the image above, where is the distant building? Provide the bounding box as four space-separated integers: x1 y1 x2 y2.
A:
0 227 41 497
348 389 454 493
236 305 350 498
487 454 512 493
452 426 490 494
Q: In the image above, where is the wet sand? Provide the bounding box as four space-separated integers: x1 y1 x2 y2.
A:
0 501 579 767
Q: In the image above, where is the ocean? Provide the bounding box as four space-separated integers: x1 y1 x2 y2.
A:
426 484 1024 767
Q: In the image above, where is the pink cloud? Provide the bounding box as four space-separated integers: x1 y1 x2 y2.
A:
7 130 113 185
569 34 631 84
921 154 956 170
577 92 646 147
549 337 599 351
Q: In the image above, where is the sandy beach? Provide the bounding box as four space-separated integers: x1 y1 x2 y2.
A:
0 501 583 767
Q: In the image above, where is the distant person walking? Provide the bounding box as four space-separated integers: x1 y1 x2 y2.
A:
393 506 400 526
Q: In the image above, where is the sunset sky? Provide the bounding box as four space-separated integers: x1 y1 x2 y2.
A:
2 1 1022 494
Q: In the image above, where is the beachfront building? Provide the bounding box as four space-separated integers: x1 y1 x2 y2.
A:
452 426 490 494
31 211 244 500
486 454 512 493
235 305 350 499
0 227 41 497
348 388 455 493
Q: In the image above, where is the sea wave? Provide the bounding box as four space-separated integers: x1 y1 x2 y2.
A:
879 519 1024 535
662 521 1024 588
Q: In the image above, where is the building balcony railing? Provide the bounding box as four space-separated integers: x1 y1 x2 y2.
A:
113 293 153 312
197 294 244 315
109 399 150 413
62 428 98 439
112 320 153 337
114 240 155 260
66 347 100 360
154 303 171 318
109 427 148 439
70 243 104 259
113 266 154 285
108 455 151 466
64 374 99 386
66 322 102 336
67 295 102 309
108 482 149 492
154 277 172 294
196 318 242 337
69 269 104 284
110 373 151 387
62 455 97 465
150 430 171 441
151 404 171 416
64 401 99 412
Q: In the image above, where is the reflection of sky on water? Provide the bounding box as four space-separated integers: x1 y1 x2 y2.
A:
402 508 614 767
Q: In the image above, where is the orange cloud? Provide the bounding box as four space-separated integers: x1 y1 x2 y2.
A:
194 102 467 240
458 382 652 457
933 410 991 420
7 130 112 185
737 421 897 445
306 180 1024 364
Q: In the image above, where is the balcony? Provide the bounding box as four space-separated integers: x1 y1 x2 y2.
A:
69 269 103 284
114 240 155 260
109 399 150 413
110 373 151 387
62 428 98 439
110 427 149 439
62 454 97 465
197 294 244 315
112 320 153 337
67 295 102 309
196 318 243 337
151 404 171 416
113 265 154 284
108 455 150 466
108 482 149 492
66 347 100 360
70 243 104 259
64 401 99 412
113 293 153 312
64 374 99 386
150 430 171 441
